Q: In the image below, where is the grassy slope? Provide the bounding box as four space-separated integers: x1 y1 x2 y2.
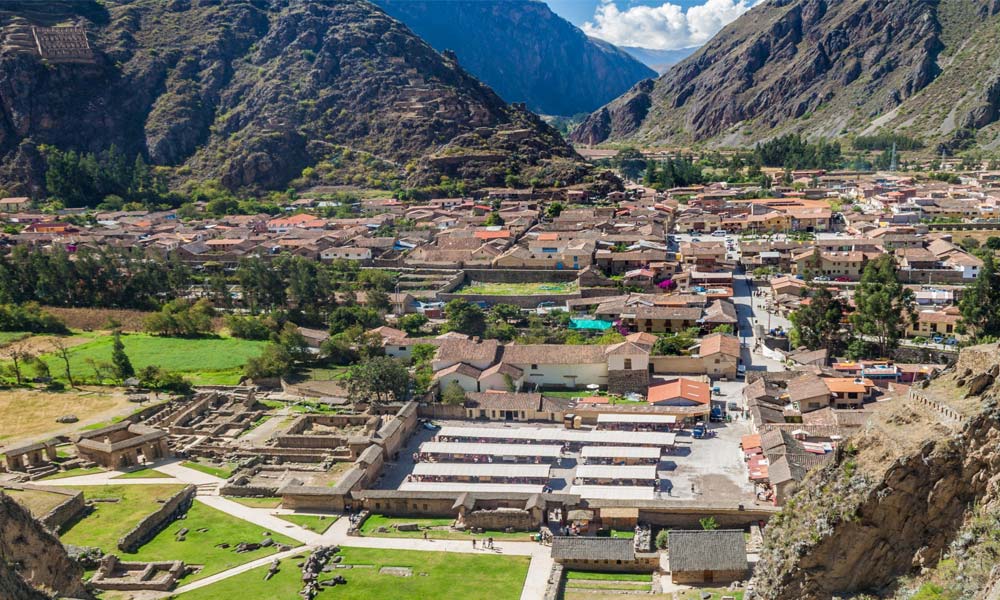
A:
275 513 336 533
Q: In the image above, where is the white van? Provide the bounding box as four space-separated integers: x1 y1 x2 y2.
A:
711 229 727 237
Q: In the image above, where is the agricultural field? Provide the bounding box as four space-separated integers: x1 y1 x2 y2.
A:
456 280 578 296
175 547 530 600
0 388 134 446
35 333 267 386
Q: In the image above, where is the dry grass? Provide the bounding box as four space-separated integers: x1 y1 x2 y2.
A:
0 333 93 360
42 306 224 332
0 388 132 445
3 488 72 516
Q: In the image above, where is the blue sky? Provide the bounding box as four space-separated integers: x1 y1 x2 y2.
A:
546 0 759 50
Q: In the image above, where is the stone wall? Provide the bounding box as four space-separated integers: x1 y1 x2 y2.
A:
607 369 650 396
218 484 279 498
438 292 581 309
543 563 565 600
464 508 537 531
40 488 85 531
117 485 196 552
672 568 747 584
892 345 959 365
463 269 579 283
417 402 466 419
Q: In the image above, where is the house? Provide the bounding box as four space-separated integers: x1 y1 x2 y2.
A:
647 378 711 407
667 529 748 584
619 306 703 334
552 537 658 573
906 307 962 339
463 392 569 422
822 377 875 408
0 197 30 212
787 372 832 412
693 333 741 379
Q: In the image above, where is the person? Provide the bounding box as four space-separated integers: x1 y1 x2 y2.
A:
472 538 476 549
487 537 494 549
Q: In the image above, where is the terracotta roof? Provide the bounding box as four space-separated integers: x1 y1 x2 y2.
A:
698 333 740 357
647 378 710 405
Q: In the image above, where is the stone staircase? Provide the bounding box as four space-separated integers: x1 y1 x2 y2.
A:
195 482 220 496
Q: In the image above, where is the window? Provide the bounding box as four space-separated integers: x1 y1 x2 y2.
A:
624 358 632 370
531 364 538 370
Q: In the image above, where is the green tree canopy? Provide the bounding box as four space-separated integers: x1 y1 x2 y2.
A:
850 255 915 358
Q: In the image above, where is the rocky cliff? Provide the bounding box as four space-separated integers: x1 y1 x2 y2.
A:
751 344 1000 599
0 492 91 599
572 0 1000 151
372 0 656 116
0 0 583 194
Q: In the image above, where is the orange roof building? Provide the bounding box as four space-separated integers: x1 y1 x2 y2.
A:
647 378 711 407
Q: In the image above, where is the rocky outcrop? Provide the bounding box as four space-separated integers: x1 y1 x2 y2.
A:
372 0 655 116
572 0 1000 149
751 344 1000 599
0 492 92 599
0 0 584 195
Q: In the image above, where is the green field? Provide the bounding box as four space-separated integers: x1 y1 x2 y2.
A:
174 547 529 600
565 571 652 582
60 484 186 548
276 513 337 533
181 460 233 479
37 333 267 385
360 514 534 541
130 501 300 582
0 331 29 346
113 468 172 479
456 280 578 296
225 496 282 509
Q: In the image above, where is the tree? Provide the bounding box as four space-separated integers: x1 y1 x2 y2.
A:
441 381 466 405
444 299 487 337
545 202 564 218
244 343 294 380
850 255 915 358
490 303 523 324
365 288 391 313
960 253 1000 338
397 313 429 336
699 516 719 531
711 324 734 334
6 341 34 386
789 285 850 356
49 338 75 387
345 357 410 406
111 330 135 383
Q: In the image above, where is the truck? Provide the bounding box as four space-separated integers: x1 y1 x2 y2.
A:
692 421 707 439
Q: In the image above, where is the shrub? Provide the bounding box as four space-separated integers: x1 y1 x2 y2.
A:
655 529 669 549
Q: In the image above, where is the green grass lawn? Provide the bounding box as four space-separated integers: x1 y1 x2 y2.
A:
0 331 29 346
60 484 186 547
566 581 651 591
129 501 300 583
565 571 652 582
113 467 172 479
457 280 578 296
360 514 534 541
181 460 233 479
39 466 106 480
224 496 283 509
276 513 337 533
174 547 529 600
37 333 267 386
672 591 744 600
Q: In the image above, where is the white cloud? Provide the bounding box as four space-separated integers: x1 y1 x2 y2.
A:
581 0 759 50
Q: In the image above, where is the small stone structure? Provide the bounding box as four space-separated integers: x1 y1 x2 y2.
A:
0 484 85 531
1 440 58 476
74 422 170 469
31 27 94 63
90 554 185 592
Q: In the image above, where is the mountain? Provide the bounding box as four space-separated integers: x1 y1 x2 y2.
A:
572 0 1000 152
620 46 698 75
0 0 585 196
372 0 656 116
751 345 1000 599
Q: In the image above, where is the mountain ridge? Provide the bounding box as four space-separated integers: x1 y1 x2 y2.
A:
372 0 656 116
0 0 586 196
572 0 1000 153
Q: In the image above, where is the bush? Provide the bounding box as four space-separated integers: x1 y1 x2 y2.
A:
655 529 669 549
225 314 275 340
0 302 68 334
144 299 215 337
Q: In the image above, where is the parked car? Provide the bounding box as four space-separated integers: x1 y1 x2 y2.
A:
813 276 831 282
711 229 727 237
737 364 747 377
834 276 851 282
